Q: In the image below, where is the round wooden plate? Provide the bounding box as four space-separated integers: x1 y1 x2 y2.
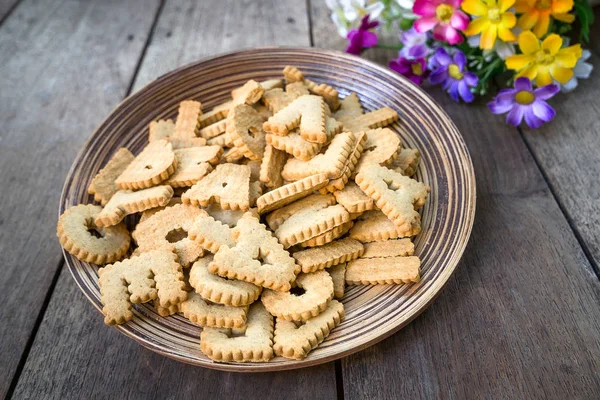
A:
60 48 476 371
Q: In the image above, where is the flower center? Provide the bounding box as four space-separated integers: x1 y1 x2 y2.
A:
411 63 423 76
436 4 454 23
448 64 463 80
515 91 535 105
535 48 555 65
536 0 552 10
487 7 501 23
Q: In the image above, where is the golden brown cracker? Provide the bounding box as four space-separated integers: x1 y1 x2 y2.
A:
227 104 267 160
98 249 187 325
182 163 251 211
333 92 363 120
328 264 346 299
345 256 421 284
165 137 207 149
333 181 374 213
88 148 135 206
231 79 264 106
352 128 401 178
165 146 222 188
342 107 398 133
256 173 329 215
297 221 354 248
114 139 177 190
320 131 366 193
199 119 227 139
265 194 336 231
188 214 236 254
173 100 202 138
259 144 287 189
292 237 364 273
361 239 414 258
181 291 248 328
391 148 421 177
349 210 421 242
57 204 130 264
149 119 175 142
263 95 327 143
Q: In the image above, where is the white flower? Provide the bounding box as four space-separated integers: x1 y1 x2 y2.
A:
467 34 515 60
325 0 352 37
342 0 385 22
559 50 593 92
395 0 415 10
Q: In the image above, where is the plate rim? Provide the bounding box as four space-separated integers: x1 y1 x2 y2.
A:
59 46 476 372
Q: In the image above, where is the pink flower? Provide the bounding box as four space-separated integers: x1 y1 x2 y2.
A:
413 0 468 45
346 15 379 55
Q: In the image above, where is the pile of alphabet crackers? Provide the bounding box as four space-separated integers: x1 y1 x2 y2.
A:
57 66 429 363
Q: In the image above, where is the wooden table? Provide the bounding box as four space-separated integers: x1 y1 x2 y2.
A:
1 1 599 398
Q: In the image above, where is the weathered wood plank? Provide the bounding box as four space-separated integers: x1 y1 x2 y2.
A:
12 0 337 398
311 2 600 398
0 0 20 22
0 0 161 397
520 9 600 272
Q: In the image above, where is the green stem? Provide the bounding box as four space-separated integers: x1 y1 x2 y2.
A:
374 44 403 51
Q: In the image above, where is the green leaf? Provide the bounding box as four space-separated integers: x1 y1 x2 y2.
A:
574 0 595 42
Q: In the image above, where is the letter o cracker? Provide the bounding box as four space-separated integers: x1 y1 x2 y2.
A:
57 204 130 264
261 270 334 322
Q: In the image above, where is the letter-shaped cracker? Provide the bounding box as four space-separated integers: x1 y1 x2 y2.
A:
274 201 351 248
210 213 300 292
297 221 354 248
165 137 207 149
265 194 336 231
345 256 421 284
227 104 267 160
189 256 261 306
281 131 357 181
57 204 130 264
333 181 374 213
263 95 327 143
200 302 274 363
139 197 182 224
259 144 287 189
361 239 415 258
262 270 334 322
204 203 256 228
292 237 364 273
328 264 346 299
273 299 344 360
231 80 264 106
262 82 310 113
391 148 421 177
256 173 329 215
341 107 399 133
180 291 248 328
188 214 236 253
355 164 429 232
266 117 343 161
282 66 340 111
182 164 251 211
132 204 207 267
165 146 222 188
352 128 401 178
95 185 174 228
199 119 227 139
198 101 231 129
98 250 187 325
173 100 202 138
333 92 363 120
115 140 177 190
319 131 366 193
88 148 135 206
349 210 421 242
149 119 175 141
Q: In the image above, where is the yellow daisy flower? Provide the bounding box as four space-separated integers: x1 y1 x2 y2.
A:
462 0 517 50
505 31 582 86
515 0 575 38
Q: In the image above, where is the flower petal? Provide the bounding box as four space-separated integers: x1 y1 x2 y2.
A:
552 0 574 14
524 108 545 129
414 16 439 32
366 2 385 19
541 34 562 55
532 100 556 122
453 51 467 70
488 99 515 114
464 17 487 37
447 0 463 8
480 24 497 49
517 63 538 81
533 12 550 38
461 0 487 16
549 66 574 84
498 26 517 42
413 0 437 17
517 11 539 31
458 80 475 102
389 59 411 74
514 0 534 13
560 78 578 92
500 12 517 29
533 84 559 100
518 30 540 55
514 77 532 92
506 104 525 126
535 66 553 86
448 80 461 102
361 31 379 48
435 24 463 44
496 88 517 104
506 54 534 70
553 12 575 23
434 47 453 66
429 67 449 84
464 71 479 87
573 61 593 80
499 0 516 13
450 11 470 30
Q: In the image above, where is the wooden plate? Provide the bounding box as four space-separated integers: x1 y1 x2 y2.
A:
59 48 476 371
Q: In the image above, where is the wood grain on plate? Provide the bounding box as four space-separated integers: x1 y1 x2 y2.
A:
59 48 475 371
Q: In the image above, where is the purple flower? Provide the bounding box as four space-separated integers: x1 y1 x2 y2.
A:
429 48 477 103
400 27 429 59
488 77 559 129
346 15 379 55
389 56 428 85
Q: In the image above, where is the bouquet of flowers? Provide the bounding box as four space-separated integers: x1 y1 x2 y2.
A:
325 0 595 129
